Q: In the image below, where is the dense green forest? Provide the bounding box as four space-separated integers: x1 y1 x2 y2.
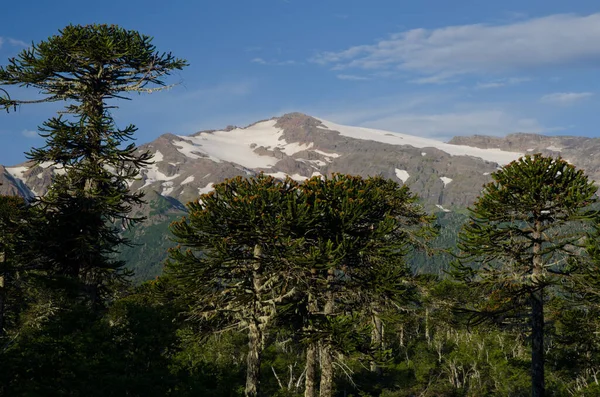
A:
2 24 600 397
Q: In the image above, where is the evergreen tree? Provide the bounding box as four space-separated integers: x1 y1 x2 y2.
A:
167 174 308 397
0 196 31 337
453 154 600 397
0 24 187 303
296 174 435 397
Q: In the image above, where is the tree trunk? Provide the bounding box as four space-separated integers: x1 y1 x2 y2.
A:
245 244 266 397
320 343 333 397
0 250 5 336
531 220 545 397
370 309 383 375
425 308 431 346
305 291 319 397
246 321 263 397
531 289 544 397
320 271 335 397
399 323 404 347
304 342 318 397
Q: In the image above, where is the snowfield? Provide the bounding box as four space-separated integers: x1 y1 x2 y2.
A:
316 118 523 165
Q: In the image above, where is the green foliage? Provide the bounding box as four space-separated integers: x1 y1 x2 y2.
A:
4 25 600 397
0 23 187 304
454 154 600 321
453 154 600 396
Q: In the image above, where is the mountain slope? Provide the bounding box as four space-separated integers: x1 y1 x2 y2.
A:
3 112 597 281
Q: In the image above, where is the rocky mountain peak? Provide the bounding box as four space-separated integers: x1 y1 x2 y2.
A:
3 112 600 211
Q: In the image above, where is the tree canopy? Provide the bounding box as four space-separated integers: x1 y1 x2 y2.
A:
454 154 600 397
0 24 187 304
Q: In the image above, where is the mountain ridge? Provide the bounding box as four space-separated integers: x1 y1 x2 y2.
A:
4 112 599 281
3 112 597 210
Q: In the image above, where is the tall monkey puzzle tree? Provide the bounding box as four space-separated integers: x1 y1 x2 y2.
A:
298 174 435 397
167 174 309 397
0 24 187 303
453 154 600 397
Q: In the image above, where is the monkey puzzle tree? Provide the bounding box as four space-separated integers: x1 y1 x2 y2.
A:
167 174 309 397
453 154 600 397
0 196 32 337
297 174 435 397
0 24 187 303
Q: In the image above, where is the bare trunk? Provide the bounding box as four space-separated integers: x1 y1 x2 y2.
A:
370 309 383 375
319 343 333 397
304 342 318 397
0 250 5 336
246 322 262 397
531 289 544 397
319 271 335 397
305 291 319 397
399 323 404 347
245 244 266 397
531 220 545 397
425 308 431 346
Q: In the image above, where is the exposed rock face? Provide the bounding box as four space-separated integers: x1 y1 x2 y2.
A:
3 113 597 213
449 133 600 184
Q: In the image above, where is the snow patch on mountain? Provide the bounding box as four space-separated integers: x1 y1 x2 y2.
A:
440 177 453 186
162 181 175 196
266 172 309 181
198 183 214 195
6 166 28 179
174 120 310 169
181 176 195 185
313 149 341 159
316 118 523 165
140 150 180 189
395 169 410 183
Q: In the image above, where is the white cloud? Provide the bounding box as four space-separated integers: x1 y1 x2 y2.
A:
312 13 600 80
540 92 593 105
359 110 547 140
311 92 553 140
21 129 38 138
336 74 370 81
409 72 458 85
475 77 531 89
8 38 27 47
251 57 296 66
0 37 28 49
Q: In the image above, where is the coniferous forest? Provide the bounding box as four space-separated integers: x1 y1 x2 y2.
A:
3 24 600 397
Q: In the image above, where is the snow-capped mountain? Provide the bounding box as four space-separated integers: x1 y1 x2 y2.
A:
6 112 600 281
2 112 597 212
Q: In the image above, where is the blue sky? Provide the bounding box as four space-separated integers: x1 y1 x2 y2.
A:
1 0 599 165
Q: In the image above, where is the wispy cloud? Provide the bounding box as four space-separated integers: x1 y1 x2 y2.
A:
21 129 38 138
475 77 531 89
251 57 297 66
312 13 600 81
336 74 370 81
540 92 593 105
309 91 563 140
359 110 547 140
0 37 28 49
8 38 28 47
409 72 458 85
